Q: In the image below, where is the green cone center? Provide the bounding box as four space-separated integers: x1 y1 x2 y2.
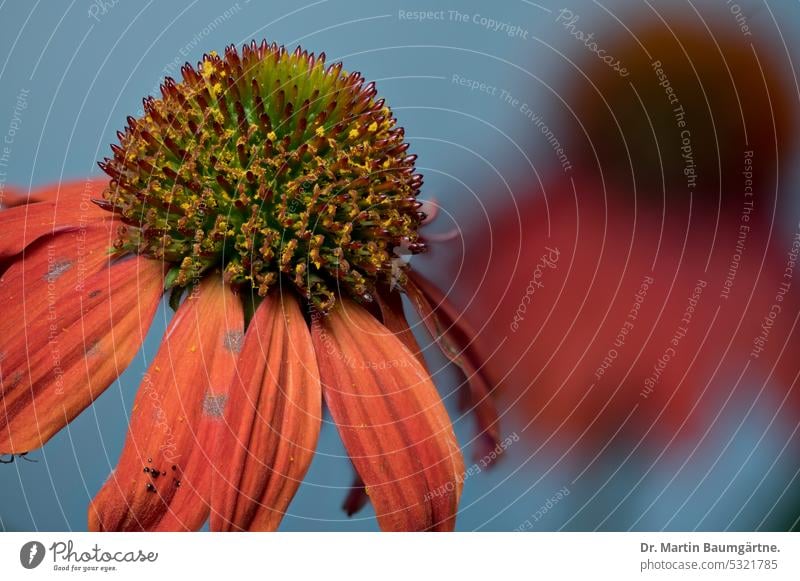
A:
99 41 424 310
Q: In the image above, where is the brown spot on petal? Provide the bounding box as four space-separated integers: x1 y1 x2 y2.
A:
43 259 73 282
8 371 23 389
202 392 227 417
85 340 102 357
222 330 244 354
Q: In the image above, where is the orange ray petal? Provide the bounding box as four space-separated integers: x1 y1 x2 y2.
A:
88 276 244 531
406 274 501 460
311 298 464 531
0 185 23 208
211 292 322 531
0 200 109 259
0 227 162 452
2 178 108 206
0 225 117 330
343 471 368 516
375 288 427 370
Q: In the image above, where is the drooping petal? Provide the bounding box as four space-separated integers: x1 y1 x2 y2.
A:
312 298 464 531
0 226 162 453
0 185 24 209
88 276 244 531
1 178 107 206
344 288 423 517
211 292 322 531
342 471 368 517
375 288 427 370
0 200 109 259
406 274 500 460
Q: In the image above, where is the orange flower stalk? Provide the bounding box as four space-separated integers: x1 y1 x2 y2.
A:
0 41 497 531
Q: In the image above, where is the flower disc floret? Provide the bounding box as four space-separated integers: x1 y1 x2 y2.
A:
99 41 425 310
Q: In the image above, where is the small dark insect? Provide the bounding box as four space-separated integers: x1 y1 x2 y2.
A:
0 452 36 464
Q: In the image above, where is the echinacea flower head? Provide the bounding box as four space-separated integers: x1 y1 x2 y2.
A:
0 41 498 532
99 42 424 310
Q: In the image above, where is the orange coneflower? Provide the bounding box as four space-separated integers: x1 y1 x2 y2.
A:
455 10 800 454
0 41 497 531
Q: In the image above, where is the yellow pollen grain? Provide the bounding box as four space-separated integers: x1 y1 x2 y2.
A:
267 131 277 141
212 82 222 95
348 128 359 139
201 61 214 78
315 126 325 137
383 159 391 168
368 121 378 132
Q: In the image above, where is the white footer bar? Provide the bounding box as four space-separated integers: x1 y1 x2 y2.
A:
1 532 798 580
